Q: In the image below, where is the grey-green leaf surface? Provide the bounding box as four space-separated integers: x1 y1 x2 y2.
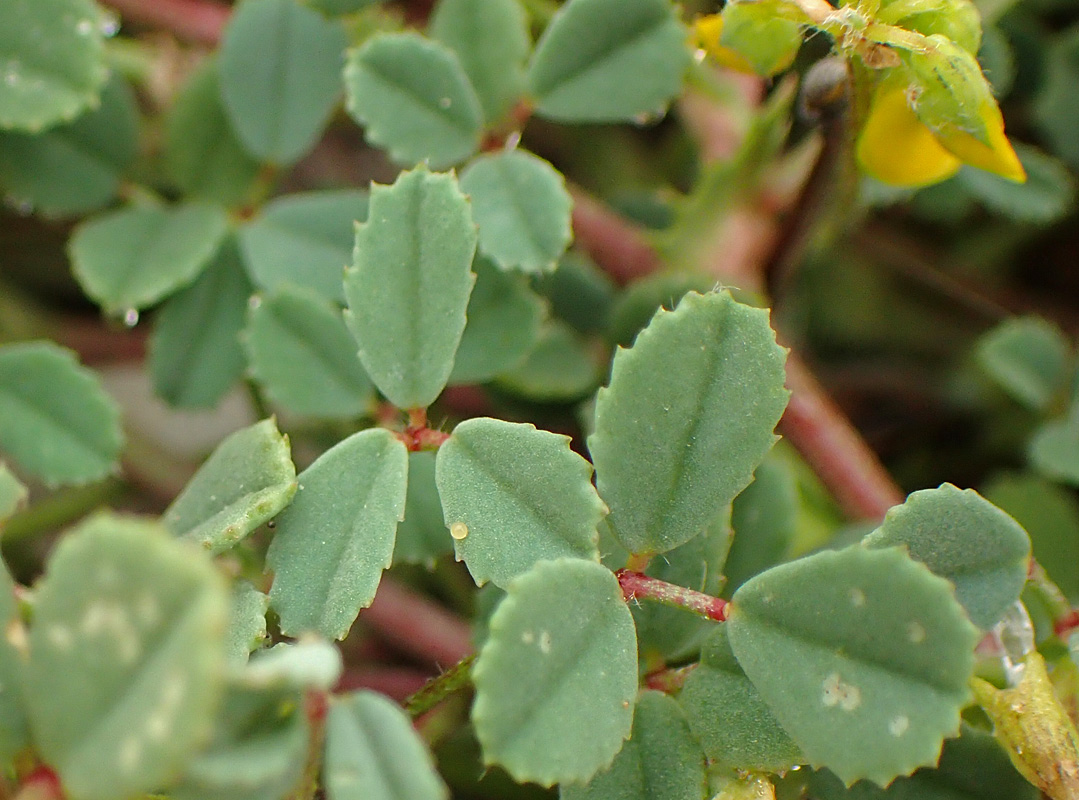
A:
0 342 122 486
494 320 599 401
164 419 297 553
724 455 799 596
239 189 369 304
69 202 230 314
0 0 108 131
0 463 27 523
983 472 1079 601
171 685 308 800
164 59 261 208
805 725 1038 800
219 0 347 164
1029 408 1079 487
436 418 604 587
25 513 229 800
449 257 544 384
149 237 253 409
589 291 789 555
633 512 731 663
0 74 138 217
727 545 980 786
325 690 449 800
0 558 27 765
245 286 374 419
679 625 803 772
561 691 707 800
862 484 1031 629
224 582 269 667
956 144 1075 224
344 33 483 168
974 316 1072 412
527 0 690 122
393 451 454 567
472 558 637 785
429 0 530 124
535 253 617 336
344 167 477 409
268 428 407 639
460 150 573 273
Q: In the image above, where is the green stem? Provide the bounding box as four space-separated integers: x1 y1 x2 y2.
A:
2 479 127 548
404 654 477 718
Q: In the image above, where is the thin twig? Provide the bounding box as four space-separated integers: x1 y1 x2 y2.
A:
102 0 230 45
403 654 477 718
617 570 729 622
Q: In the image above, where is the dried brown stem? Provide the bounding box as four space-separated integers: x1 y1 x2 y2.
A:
101 0 230 45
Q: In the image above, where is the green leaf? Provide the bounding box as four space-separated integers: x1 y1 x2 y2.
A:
225 582 269 667
680 625 803 771
956 144 1075 224
241 640 343 692
534 253 617 336
69 202 230 314
0 0 108 131
344 167 477 409
632 512 731 662
0 558 27 766
164 59 261 208
561 691 707 800
1029 412 1079 487
1034 27 1079 171
0 74 138 217
975 316 1072 412
393 451 454 567
494 320 599 400
344 33 483 169
724 455 799 596
25 513 229 800
164 419 297 553
436 418 605 587
460 150 573 273
472 558 637 785
727 545 979 786
239 189 369 304
429 0 530 124
0 462 27 523
806 725 1039 800
0 341 122 486
325 690 449 800
862 484 1031 629
589 291 789 555
527 0 690 122
306 0 384 12
245 286 374 419
219 0 347 164
449 257 545 384
149 237 253 409
171 684 308 800
983 472 1079 601
606 271 714 347
268 428 408 639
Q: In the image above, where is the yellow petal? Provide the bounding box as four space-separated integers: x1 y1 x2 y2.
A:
934 100 1027 183
691 13 760 74
856 86 961 187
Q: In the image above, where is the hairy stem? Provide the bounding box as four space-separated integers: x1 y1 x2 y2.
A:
404 654 477 718
101 0 230 45
617 570 729 622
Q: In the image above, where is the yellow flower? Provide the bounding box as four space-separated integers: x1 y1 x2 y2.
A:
691 14 758 74
857 83 1026 187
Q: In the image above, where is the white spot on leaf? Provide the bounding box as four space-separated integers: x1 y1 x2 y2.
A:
539 630 552 654
850 588 866 607
907 621 926 643
821 672 861 711
889 715 910 736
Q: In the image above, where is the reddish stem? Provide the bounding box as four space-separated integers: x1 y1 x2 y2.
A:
617 569 729 622
781 355 905 521
569 188 662 286
14 767 63 800
1056 611 1079 640
644 663 697 693
363 578 472 667
101 0 230 45
335 667 433 701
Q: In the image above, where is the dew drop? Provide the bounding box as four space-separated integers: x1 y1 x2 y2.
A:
503 131 521 150
122 308 139 327
693 48 708 63
450 522 468 540
248 294 263 310
99 11 121 37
